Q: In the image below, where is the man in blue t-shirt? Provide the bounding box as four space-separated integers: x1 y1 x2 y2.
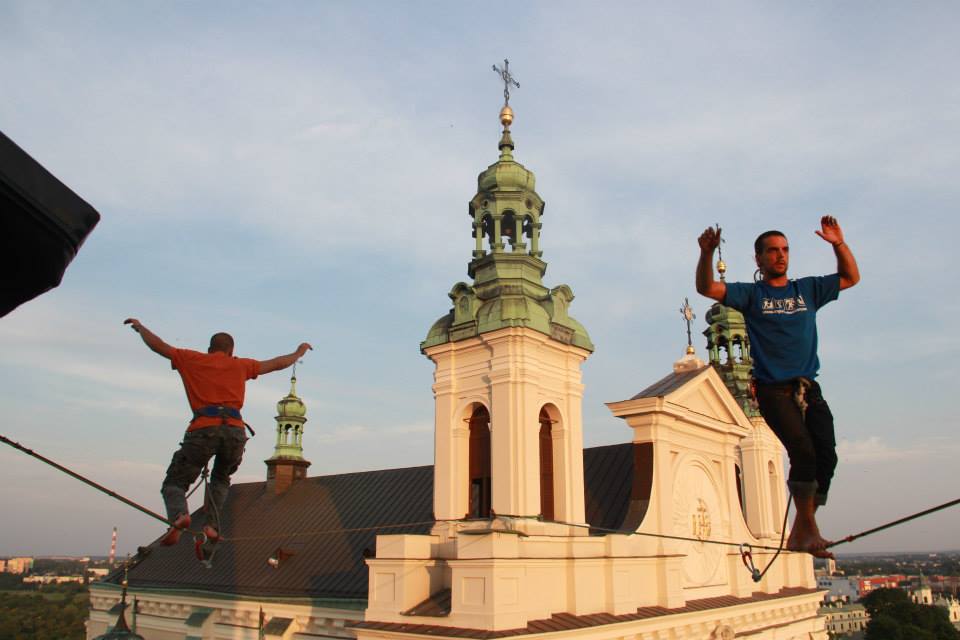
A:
696 216 860 557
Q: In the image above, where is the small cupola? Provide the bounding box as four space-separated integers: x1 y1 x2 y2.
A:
265 372 311 494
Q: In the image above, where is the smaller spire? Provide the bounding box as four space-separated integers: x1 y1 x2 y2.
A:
266 370 311 493
674 297 704 372
714 223 727 281
680 297 696 356
493 59 519 160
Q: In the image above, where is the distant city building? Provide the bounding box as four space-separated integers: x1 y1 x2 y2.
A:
857 574 907 595
933 594 960 625
909 576 934 605
819 602 868 636
817 575 860 602
931 575 960 597
1 556 34 574
23 575 85 585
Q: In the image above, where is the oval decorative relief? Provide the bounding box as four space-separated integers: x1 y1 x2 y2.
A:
671 460 726 586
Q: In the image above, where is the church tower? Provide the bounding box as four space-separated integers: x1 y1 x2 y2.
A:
422 65 593 534
264 373 311 495
358 66 824 639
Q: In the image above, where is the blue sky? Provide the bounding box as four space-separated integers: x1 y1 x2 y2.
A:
1 1 958 557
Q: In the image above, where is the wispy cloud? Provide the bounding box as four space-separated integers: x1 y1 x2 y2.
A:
312 422 432 445
838 436 960 464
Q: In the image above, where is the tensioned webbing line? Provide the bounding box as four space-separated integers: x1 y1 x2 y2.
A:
3 432 958 555
827 497 960 549
0 433 202 536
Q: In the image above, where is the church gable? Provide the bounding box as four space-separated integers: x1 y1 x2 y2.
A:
666 367 751 431
630 364 751 432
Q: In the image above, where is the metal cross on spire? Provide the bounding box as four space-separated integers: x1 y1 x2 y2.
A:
492 58 520 106
680 297 696 353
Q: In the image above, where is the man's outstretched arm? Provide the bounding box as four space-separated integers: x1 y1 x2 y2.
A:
696 226 727 302
258 343 313 375
815 215 860 290
124 318 174 359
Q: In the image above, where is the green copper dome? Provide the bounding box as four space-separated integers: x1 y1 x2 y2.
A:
276 376 306 418
423 109 592 353
477 131 536 193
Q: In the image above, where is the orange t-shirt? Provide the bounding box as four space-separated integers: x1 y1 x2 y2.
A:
171 349 260 431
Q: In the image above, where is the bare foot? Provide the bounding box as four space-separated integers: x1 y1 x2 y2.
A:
787 529 835 558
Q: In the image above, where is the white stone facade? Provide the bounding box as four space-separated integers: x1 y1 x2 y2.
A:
358 342 826 640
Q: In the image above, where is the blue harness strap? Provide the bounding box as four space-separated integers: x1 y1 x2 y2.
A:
192 405 242 423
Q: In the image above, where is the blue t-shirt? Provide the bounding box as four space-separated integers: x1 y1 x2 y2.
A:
723 274 840 383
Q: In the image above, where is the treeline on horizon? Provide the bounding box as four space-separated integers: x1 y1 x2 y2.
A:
0 583 87 640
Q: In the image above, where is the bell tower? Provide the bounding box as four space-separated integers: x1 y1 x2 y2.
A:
358 68 821 638
264 373 311 495
422 62 593 535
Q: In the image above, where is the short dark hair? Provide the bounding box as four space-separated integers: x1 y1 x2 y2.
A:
754 230 786 256
208 332 234 353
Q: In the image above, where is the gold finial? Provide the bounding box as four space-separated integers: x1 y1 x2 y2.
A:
714 223 727 281
499 105 514 128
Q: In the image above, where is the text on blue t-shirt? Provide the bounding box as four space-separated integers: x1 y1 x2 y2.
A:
722 274 840 383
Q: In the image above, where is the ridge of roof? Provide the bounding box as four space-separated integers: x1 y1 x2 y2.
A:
629 365 710 400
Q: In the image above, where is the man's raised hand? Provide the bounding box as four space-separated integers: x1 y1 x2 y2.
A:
815 215 845 247
698 226 722 253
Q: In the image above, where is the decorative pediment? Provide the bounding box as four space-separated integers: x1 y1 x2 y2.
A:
667 368 751 431
608 365 752 435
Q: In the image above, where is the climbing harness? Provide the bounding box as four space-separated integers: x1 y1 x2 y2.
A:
192 405 242 423
192 405 256 436
792 377 812 419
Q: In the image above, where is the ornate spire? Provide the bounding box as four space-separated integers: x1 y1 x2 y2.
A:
265 371 311 493
673 297 704 373
714 223 727 281
680 297 696 356
421 61 592 353
272 373 307 456
493 59 519 159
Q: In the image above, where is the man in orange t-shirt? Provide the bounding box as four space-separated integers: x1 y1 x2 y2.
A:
125 318 312 546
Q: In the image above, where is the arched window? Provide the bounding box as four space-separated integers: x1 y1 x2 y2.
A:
501 212 517 248
481 214 495 251
538 408 555 520
468 405 491 519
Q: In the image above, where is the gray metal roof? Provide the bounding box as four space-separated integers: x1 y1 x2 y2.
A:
115 443 640 601
630 365 709 400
